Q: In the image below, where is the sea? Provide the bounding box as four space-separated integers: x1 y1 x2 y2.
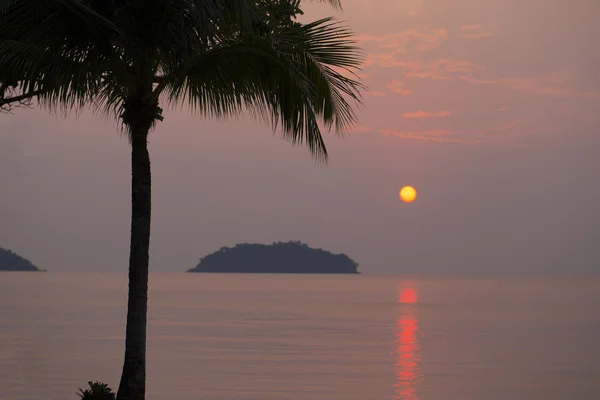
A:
1 273 599 400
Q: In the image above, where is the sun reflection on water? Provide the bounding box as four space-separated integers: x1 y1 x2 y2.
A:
394 284 421 400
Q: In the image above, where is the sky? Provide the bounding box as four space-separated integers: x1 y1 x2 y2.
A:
1 0 599 275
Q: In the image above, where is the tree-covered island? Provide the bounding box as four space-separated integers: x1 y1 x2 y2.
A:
0 247 40 271
188 241 359 274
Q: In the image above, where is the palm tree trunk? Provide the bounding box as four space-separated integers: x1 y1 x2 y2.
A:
117 124 152 400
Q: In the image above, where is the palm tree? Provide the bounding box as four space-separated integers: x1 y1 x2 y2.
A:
0 1 363 399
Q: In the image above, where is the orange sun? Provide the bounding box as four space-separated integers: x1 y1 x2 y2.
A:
399 186 417 203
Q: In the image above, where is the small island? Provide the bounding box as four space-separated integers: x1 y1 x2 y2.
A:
187 241 359 274
0 247 40 271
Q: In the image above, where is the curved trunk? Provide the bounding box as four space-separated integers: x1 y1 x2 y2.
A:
117 124 152 400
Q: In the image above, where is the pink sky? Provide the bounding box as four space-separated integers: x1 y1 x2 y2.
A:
1 0 599 274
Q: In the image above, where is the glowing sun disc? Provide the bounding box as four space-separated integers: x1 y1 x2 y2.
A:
399 186 417 203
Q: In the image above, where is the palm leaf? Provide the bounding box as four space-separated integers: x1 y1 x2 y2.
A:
0 0 128 112
157 17 363 160
1 0 364 159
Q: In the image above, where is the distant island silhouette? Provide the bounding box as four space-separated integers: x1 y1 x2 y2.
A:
187 241 360 274
0 247 40 271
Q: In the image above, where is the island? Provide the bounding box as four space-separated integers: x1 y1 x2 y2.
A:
187 241 360 274
0 247 41 271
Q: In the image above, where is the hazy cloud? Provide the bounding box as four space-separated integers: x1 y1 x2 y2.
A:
460 69 600 99
462 31 493 39
386 80 411 95
380 129 472 143
366 57 483 81
349 125 374 133
356 28 448 54
363 90 386 97
459 24 492 39
402 110 452 118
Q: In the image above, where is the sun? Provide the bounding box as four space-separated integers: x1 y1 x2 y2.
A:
399 186 417 203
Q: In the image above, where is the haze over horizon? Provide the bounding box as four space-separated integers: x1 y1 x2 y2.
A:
1 0 599 275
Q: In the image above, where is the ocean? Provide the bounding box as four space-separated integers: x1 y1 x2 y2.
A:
1 273 598 400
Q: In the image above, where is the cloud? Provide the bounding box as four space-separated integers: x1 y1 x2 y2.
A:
462 32 493 39
459 24 492 39
460 69 600 99
402 110 452 118
367 55 599 102
349 125 373 134
497 107 509 112
380 129 471 143
357 28 448 55
363 90 386 97
364 53 399 68
459 76 499 85
460 25 481 31
378 117 536 145
386 80 411 95
405 71 453 80
502 76 597 98
366 57 483 81
440 59 483 73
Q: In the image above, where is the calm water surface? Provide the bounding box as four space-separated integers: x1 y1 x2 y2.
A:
1 273 599 400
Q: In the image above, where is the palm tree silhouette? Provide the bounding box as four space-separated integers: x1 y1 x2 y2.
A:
0 1 364 399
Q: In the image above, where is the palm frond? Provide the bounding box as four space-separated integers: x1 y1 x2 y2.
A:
157 16 363 161
159 42 326 158
0 0 130 113
1 0 363 159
